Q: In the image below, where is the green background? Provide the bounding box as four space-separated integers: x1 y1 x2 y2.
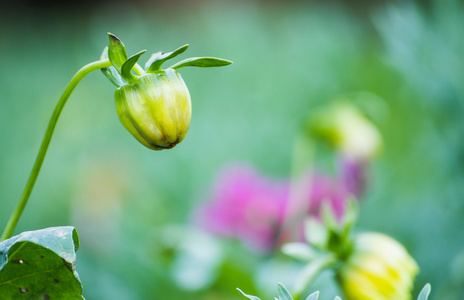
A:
1 0 463 298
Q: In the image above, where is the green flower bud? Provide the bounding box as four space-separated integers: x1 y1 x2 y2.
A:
101 33 232 150
114 69 191 150
337 233 419 300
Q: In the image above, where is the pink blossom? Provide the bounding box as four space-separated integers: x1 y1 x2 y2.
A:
195 159 366 253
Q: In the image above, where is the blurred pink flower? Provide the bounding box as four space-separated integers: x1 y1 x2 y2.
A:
195 159 366 252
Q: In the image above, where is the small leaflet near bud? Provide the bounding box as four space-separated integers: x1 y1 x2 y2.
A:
169 57 233 70
100 47 125 87
108 33 128 72
121 50 146 83
146 44 189 73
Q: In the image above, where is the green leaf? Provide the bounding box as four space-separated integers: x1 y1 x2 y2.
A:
417 283 431 300
108 32 128 72
121 50 146 82
277 283 293 300
281 243 318 262
0 227 83 299
237 288 261 300
146 44 189 73
305 291 320 300
169 57 233 69
100 46 125 87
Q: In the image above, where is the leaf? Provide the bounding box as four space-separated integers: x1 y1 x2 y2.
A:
121 50 146 82
281 243 318 262
417 283 431 300
277 283 293 300
169 57 233 69
100 47 125 87
305 291 320 300
0 227 83 299
236 288 261 300
108 32 128 72
146 44 189 73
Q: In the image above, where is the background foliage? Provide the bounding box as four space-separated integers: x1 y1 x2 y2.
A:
1 0 463 299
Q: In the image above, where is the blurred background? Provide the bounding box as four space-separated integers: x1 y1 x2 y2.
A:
1 0 464 299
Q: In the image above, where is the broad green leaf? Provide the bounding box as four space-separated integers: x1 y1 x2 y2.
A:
121 50 146 82
169 57 233 69
277 283 293 300
108 32 128 72
0 227 83 299
237 288 261 300
100 46 125 87
146 44 189 73
417 283 431 300
306 291 320 300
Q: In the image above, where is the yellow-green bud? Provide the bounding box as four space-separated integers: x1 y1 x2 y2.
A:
338 233 419 300
114 69 191 150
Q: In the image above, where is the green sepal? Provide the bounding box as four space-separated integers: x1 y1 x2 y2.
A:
277 283 292 300
108 32 128 72
121 50 146 83
100 46 125 87
146 44 189 73
169 57 233 69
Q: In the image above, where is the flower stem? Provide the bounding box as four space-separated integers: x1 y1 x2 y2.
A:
1 59 112 241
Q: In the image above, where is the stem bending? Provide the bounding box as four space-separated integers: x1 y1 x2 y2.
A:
1 59 111 241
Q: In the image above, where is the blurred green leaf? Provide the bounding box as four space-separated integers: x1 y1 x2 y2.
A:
417 283 432 300
281 243 318 262
277 283 292 300
169 57 232 69
0 227 83 299
237 287 261 300
306 291 320 300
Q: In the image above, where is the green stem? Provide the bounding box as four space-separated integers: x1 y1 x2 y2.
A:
1 59 112 241
292 254 338 300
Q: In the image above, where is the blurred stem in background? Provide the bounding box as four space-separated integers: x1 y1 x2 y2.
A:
0 59 112 241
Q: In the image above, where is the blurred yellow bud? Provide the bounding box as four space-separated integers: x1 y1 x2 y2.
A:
338 232 419 300
114 69 192 150
307 103 382 160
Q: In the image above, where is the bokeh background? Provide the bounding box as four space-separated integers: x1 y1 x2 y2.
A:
1 0 464 299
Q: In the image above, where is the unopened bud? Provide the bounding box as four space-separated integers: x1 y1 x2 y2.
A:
337 233 419 300
114 70 191 150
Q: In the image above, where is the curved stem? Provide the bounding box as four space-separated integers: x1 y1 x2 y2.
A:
1 59 112 241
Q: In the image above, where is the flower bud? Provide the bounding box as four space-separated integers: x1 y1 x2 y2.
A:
337 232 419 300
102 33 231 150
307 103 382 160
114 69 191 150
